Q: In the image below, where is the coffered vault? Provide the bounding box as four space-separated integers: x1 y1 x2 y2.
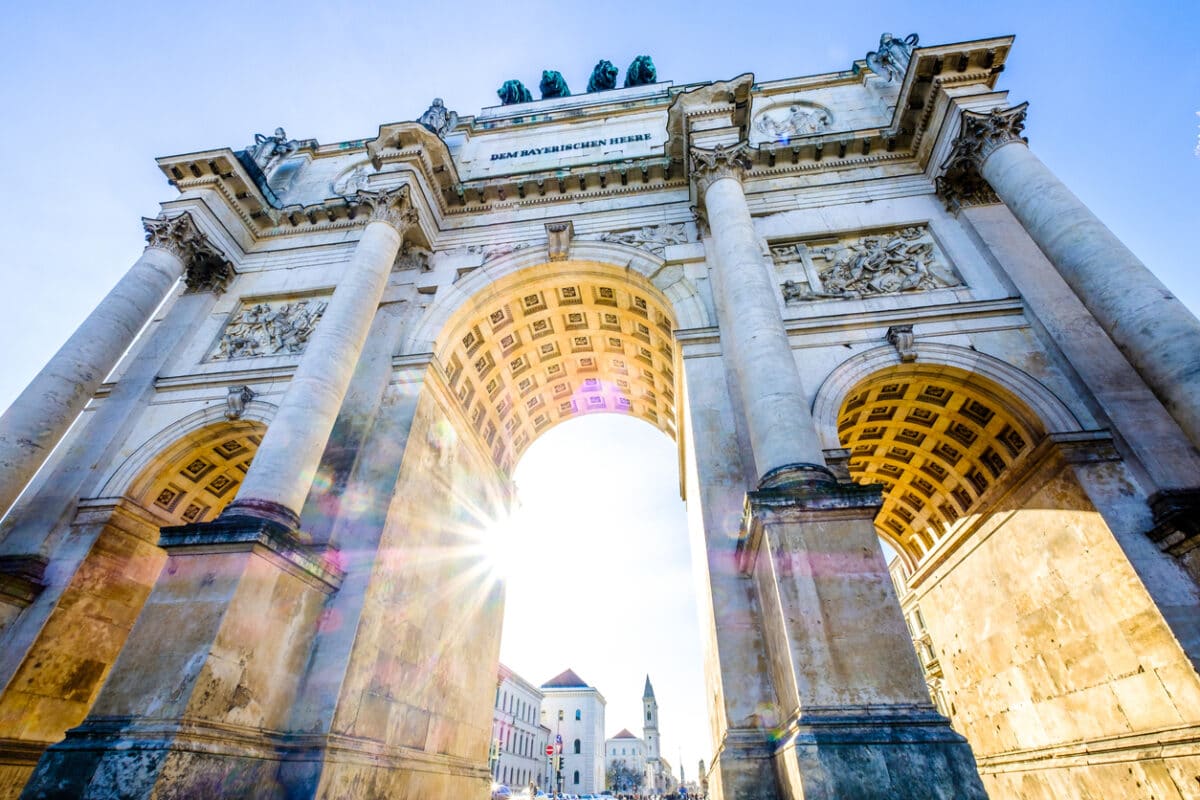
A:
436 262 679 474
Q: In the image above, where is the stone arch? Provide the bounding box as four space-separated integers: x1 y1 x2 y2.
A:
812 341 1082 451
426 258 684 475
404 240 710 356
98 401 274 524
830 362 1050 567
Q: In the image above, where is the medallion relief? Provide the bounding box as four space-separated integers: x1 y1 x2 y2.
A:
210 296 329 360
774 225 961 302
752 101 833 143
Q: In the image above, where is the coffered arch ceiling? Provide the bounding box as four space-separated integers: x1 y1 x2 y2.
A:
434 260 679 475
128 423 265 526
836 365 1045 567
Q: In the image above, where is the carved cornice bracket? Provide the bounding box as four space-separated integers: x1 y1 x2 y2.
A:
352 186 419 236
688 142 753 198
142 211 235 294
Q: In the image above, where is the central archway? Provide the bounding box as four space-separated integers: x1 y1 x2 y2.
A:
432 259 684 475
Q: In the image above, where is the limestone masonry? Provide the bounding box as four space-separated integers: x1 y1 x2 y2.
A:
1 33 1199 800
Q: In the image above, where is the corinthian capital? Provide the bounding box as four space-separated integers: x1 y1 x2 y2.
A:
688 142 753 197
143 211 207 259
142 211 234 293
943 102 1029 169
353 186 419 235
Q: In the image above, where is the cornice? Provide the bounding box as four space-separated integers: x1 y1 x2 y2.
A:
154 38 1013 244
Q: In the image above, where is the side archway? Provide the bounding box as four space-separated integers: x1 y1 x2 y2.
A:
97 401 274 519
830 362 1048 566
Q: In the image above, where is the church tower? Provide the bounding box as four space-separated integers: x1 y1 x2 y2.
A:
642 675 659 762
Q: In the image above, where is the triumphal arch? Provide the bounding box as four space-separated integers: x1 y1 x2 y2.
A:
2 34 1199 800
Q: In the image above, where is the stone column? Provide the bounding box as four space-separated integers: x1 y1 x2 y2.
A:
19 189 417 800
0 212 226 519
220 187 415 529
690 144 827 489
691 143 987 799
942 103 1200 452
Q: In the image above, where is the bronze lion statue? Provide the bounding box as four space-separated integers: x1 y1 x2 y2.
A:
624 55 657 87
539 70 570 99
587 59 619 93
497 80 532 105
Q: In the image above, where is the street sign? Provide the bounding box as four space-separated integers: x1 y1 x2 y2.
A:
545 744 554 756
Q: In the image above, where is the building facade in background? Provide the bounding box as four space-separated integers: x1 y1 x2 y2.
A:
491 664 550 790
539 669 606 794
605 728 647 793
1 32 1199 800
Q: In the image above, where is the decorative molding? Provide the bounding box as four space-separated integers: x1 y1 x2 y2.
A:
777 225 961 302
143 212 235 295
688 142 753 195
210 297 329 361
351 186 419 235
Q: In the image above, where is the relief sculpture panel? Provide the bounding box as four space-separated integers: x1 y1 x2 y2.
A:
210 297 329 360
774 225 961 303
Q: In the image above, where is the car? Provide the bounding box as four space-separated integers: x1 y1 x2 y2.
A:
491 784 512 799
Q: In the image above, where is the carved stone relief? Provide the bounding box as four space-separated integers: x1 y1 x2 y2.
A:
594 222 691 254
775 225 961 302
333 163 372 196
210 297 329 360
753 102 833 142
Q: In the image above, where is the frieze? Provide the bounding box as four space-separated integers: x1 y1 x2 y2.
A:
594 222 691 255
210 297 329 360
775 225 961 302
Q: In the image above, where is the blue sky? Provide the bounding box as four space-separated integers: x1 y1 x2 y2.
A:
1 0 1197 784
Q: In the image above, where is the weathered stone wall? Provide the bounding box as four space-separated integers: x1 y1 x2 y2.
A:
912 452 1200 798
309 371 509 798
0 502 165 800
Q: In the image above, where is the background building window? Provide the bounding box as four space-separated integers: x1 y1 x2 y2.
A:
574 770 580 785
575 709 581 720
573 738 581 754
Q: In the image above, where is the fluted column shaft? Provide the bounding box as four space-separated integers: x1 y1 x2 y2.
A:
225 189 414 525
693 144 827 485
0 213 221 518
951 104 1200 451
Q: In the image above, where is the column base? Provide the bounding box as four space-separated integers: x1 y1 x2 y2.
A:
159 513 343 593
21 717 287 800
709 727 781 800
21 719 492 800
773 710 987 800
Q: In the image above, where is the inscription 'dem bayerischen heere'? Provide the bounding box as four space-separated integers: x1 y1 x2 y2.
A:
490 132 654 161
